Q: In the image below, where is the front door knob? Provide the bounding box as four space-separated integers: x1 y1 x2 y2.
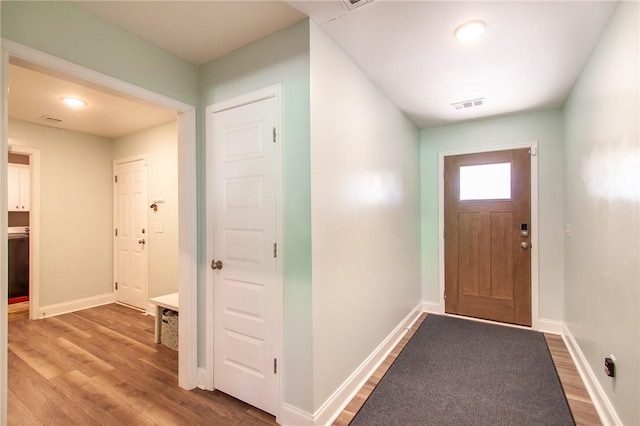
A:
211 260 223 270
138 239 146 245
520 242 529 249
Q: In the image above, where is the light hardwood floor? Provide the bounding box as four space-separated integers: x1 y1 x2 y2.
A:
334 313 601 426
8 301 29 321
9 306 601 425
8 303 278 425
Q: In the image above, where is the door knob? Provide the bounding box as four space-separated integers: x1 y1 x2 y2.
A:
520 242 529 249
138 239 146 245
211 260 223 270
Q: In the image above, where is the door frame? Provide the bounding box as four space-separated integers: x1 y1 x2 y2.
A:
0 39 199 424
113 154 149 310
6 144 40 321
438 141 540 329
204 84 284 419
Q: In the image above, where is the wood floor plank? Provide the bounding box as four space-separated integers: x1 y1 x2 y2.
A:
8 302 29 321
6 388 42 425
51 369 159 425
7 303 278 426
7 351 98 425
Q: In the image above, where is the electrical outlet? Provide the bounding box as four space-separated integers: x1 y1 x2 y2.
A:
604 355 615 377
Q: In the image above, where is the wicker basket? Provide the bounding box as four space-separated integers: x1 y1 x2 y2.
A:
161 309 179 351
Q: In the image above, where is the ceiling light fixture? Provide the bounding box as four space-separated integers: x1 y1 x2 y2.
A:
454 20 486 42
60 97 88 108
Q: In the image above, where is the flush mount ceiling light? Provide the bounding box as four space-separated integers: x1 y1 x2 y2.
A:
454 20 486 42
60 97 88 108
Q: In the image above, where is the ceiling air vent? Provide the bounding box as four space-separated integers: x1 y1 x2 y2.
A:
39 115 63 123
342 0 373 11
452 98 484 110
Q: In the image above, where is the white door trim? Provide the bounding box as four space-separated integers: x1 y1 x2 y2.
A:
438 141 540 330
6 144 40 321
204 84 284 419
0 48 9 426
0 40 199 414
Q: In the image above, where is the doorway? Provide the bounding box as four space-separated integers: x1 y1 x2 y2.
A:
440 145 538 327
0 43 199 425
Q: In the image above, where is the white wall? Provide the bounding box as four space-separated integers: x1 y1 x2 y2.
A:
8 119 113 306
114 121 179 298
310 22 422 410
420 109 566 321
563 2 639 424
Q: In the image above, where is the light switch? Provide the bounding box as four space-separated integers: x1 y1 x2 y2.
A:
155 222 164 233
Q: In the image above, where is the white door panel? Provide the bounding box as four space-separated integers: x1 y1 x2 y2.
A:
114 158 148 310
211 97 278 415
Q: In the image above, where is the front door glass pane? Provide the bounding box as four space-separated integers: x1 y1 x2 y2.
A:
459 162 511 200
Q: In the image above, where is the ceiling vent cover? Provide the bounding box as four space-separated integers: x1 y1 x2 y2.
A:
452 98 484 110
39 115 63 123
342 0 373 11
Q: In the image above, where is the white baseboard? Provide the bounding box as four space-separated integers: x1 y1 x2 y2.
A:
37 292 116 319
537 318 564 334
562 325 621 426
422 300 443 314
312 302 423 426
279 402 314 426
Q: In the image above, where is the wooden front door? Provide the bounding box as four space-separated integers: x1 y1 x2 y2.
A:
444 148 531 326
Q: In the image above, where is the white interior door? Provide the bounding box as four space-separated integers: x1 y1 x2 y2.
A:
211 97 278 415
114 157 148 310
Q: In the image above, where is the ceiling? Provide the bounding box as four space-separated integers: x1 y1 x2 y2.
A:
9 1 620 136
8 61 176 139
291 1 618 127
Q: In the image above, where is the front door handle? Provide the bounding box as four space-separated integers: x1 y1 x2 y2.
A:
138 239 146 245
211 260 223 270
520 242 529 249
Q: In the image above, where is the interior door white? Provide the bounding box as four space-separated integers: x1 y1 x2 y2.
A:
211 97 278 415
114 158 148 310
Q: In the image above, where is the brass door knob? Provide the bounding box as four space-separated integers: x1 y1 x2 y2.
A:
211 260 223 270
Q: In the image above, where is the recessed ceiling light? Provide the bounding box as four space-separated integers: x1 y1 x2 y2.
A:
454 20 486 42
60 97 87 108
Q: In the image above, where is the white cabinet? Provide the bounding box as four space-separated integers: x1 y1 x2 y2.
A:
8 164 30 212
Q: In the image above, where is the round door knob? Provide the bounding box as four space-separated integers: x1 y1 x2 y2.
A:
520 242 529 249
211 260 223 270
138 239 146 245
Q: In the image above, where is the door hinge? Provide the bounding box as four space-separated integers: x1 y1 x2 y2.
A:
272 127 276 143
115 282 118 290
273 243 277 258
114 175 118 183
274 358 277 374
115 228 118 237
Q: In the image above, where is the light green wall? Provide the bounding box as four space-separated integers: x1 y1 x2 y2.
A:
9 119 113 306
309 21 421 410
1 1 199 106
563 2 639 424
199 20 313 412
420 109 566 320
114 121 179 299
